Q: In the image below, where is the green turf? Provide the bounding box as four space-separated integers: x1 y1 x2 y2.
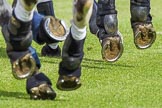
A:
0 0 162 108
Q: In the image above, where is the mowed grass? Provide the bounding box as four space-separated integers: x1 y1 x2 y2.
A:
0 0 162 108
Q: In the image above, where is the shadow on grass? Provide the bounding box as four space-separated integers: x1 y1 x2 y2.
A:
82 57 135 69
0 90 28 99
0 90 69 101
37 56 135 70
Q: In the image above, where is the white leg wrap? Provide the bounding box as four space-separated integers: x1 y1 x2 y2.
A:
14 0 36 21
71 21 86 41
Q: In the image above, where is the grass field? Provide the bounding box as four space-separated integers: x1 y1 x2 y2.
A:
0 0 162 108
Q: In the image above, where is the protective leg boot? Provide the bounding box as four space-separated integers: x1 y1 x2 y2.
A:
37 0 68 40
57 0 93 91
56 33 83 91
41 44 61 57
36 0 68 57
0 0 12 26
37 0 55 16
2 23 36 79
89 1 99 35
97 14 123 62
38 16 67 57
27 73 56 100
131 5 156 49
1 10 36 79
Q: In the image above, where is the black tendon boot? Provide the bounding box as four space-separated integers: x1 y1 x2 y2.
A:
56 32 84 91
26 72 56 100
37 1 68 57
